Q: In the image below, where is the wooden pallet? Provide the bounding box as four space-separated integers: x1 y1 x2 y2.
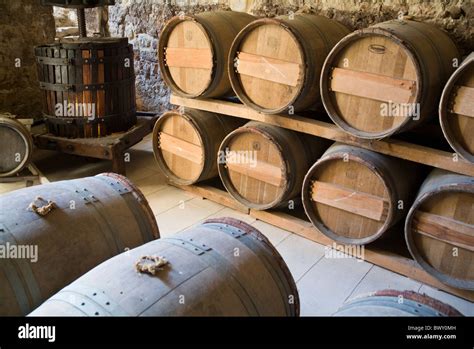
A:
170 95 474 302
0 163 50 187
32 113 158 175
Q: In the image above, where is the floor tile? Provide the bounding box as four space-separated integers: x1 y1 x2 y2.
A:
276 234 326 282
146 186 194 215
134 173 168 196
297 256 372 316
156 198 224 237
347 266 422 301
186 196 225 211
252 220 292 247
126 164 161 183
205 207 257 224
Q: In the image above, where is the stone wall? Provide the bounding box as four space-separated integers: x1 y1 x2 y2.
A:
71 0 474 112
108 0 231 112
250 0 472 53
0 0 56 118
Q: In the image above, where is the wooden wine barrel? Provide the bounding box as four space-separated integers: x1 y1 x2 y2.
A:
29 217 299 317
218 122 329 210
152 109 245 185
228 14 349 114
0 173 159 316
0 116 33 177
321 19 460 139
439 52 474 163
405 169 474 290
302 143 423 245
334 290 463 316
35 37 136 138
158 11 255 98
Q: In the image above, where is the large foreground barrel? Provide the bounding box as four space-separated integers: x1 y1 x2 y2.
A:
405 169 474 290
29 218 299 316
152 109 244 185
218 122 329 210
0 173 159 315
35 37 136 138
302 144 423 245
0 116 33 177
228 14 349 114
439 52 474 163
158 11 255 98
321 20 460 139
334 290 463 316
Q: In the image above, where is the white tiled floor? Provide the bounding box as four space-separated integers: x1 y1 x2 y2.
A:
275 234 326 282
2 136 473 316
298 255 373 316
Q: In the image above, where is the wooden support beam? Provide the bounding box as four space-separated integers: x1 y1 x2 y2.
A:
225 161 283 187
236 52 302 87
414 211 474 252
158 132 203 164
452 86 474 118
170 95 474 177
170 182 249 214
330 67 416 104
311 181 389 222
165 48 213 69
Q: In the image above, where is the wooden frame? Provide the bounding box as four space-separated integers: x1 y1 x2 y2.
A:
171 95 474 302
0 164 49 187
33 113 158 175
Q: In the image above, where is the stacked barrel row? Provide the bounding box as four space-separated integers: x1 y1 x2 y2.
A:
155 11 473 292
158 11 473 162
153 114 473 291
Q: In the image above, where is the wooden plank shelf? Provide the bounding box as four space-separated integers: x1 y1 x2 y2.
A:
170 95 474 177
176 180 474 303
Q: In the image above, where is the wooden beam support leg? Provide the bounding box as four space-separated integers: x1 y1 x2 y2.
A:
111 147 126 175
